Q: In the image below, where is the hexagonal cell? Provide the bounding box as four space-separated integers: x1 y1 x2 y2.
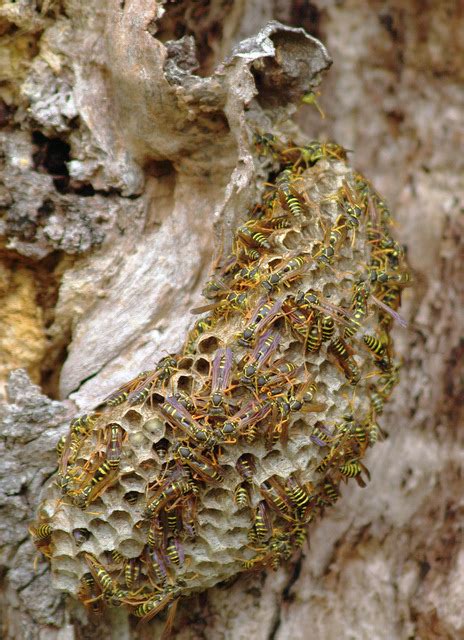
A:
175 374 194 393
119 471 146 491
141 417 165 440
72 528 91 547
152 437 170 461
122 409 143 430
107 509 133 533
197 335 219 355
118 538 145 559
87 517 117 544
194 357 210 376
178 356 194 370
201 488 231 510
123 490 143 506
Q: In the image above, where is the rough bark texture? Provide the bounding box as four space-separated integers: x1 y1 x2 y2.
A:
0 2 462 639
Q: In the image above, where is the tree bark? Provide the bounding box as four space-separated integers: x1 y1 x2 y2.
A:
0 2 462 639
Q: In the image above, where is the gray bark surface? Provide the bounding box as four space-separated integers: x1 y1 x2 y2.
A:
0 2 462 639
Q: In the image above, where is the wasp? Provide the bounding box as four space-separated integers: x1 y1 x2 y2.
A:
367 421 384 446
267 378 324 448
353 172 372 209
211 419 240 445
242 532 292 572
202 276 228 299
240 246 261 262
181 496 197 538
263 214 293 230
235 265 260 283
240 331 280 386
127 356 177 406
253 501 273 541
329 337 361 384
253 131 281 159
166 537 184 567
132 583 182 627
268 531 293 570
371 294 408 329
377 362 401 398
236 453 256 480
209 347 233 415
315 430 362 474
256 359 298 390
238 297 284 347
284 304 312 341
274 168 306 218
166 507 182 537
173 391 195 413
160 396 211 445
58 464 86 495
337 416 369 453
344 283 369 338
301 89 325 117
259 478 294 522
321 314 335 341
145 545 169 586
236 220 272 250
62 414 99 469
262 255 308 292
110 550 125 565
338 181 364 229
369 388 384 415
147 514 166 549
29 522 53 556
124 558 141 590
222 398 272 442
310 423 335 447
191 291 248 316
314 216 346 267
284 476 311 518
371 191 392 226
30 522 52 542
59 434 82 476
101 371 153 408
306 318 322 353
78 573 103 615
142 471 191 520
56 434 66 457
378 236 405 269
71 460 118 509
293 289 353 330
174 444 224 483
286 379 325 414
84 553 127 606
338 459 371 487
184 316 216 353
282 141 347 169
234 482 251 508
376 284 401 314
70 413 100 438
369 267 411 289
106 425 124 468
321 480 339 505
363 334 387 358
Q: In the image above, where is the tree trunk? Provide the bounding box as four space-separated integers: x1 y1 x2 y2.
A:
0 2 462 639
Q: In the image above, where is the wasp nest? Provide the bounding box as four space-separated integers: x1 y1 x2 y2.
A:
31 136 410 623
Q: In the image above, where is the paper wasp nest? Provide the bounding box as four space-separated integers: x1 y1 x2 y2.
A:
31 136 410 623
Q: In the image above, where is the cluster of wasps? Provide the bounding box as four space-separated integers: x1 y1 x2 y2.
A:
30 131 410 635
